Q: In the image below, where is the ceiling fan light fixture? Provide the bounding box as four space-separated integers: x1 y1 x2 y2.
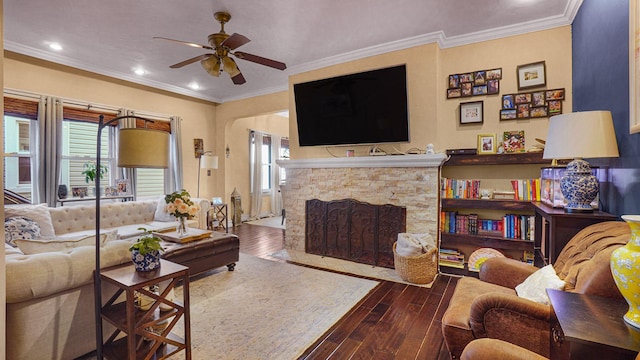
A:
201 56 221 77
222 56 241 77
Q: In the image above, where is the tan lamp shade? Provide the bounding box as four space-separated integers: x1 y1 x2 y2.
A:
117 128 169 168
200 154 219 169
543 110 620 160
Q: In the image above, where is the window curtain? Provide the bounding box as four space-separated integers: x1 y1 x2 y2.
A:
35 96 63 206
271 134 283 216
168 116 183 193
250 130 264 220
117 109 138 198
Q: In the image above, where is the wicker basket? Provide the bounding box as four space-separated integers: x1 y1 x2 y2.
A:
393 242 438 284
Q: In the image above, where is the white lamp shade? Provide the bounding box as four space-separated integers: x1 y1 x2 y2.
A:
543 111 620 160
200 154 219 169
117 128 169 168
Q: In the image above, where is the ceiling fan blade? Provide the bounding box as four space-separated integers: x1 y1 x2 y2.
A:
170 54 213 69
221 33 250 50
153 36 214 50
233 51 287 70
231 72 246 85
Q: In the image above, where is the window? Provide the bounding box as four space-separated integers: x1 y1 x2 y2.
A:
279 137 289 183
3 115 35 200
60 120 112 192
136 168 165 198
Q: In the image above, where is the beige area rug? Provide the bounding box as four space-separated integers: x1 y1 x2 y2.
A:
169 253 378 359
244 216 285 229
269 249 437 288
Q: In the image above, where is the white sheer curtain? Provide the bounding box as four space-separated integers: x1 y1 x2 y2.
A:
117 109 138 198
250 130 264 220
271 134 283 216
168 116 183 193
35 96 63 206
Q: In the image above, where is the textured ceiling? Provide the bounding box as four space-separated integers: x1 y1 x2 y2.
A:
4 0 581 103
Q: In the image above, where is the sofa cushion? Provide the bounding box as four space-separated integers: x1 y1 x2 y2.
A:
515 264 565 305
4 216 41 246
5 240 132 303
5 242 23 256
5 203 56 238
154 195 176 222
13 230 118 255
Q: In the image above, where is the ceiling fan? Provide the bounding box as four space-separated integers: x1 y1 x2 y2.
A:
154 11 286 85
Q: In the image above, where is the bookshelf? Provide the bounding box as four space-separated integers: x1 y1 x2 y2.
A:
439 152 554 276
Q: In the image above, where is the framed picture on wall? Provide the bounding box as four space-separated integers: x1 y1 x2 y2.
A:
460 101 483 125
517 61 546 90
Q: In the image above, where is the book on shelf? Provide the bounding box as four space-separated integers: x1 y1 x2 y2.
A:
510 178 542 201
440 211 535 241
441 178 480 199
522 250 535 265
439 248 465 268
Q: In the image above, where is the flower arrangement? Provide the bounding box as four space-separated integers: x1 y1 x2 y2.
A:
164 189 200 219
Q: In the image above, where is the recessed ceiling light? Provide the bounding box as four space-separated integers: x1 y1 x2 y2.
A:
189 83 200 90
49 43 63 51
134 68 146 76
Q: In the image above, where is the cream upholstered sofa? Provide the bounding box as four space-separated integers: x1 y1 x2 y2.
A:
4 197 210 360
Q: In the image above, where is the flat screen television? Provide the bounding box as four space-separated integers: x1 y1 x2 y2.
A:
293 65 409 147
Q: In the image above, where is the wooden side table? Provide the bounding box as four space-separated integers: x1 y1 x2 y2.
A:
100 260 191 359
208 203 229 233
532 202 617 265
548 289 640 360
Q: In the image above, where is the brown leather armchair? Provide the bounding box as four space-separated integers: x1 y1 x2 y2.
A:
441 221 630 359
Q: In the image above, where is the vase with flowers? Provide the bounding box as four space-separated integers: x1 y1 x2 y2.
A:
164 189 200 237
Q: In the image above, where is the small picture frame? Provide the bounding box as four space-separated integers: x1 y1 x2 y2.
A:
530 106 549 118
517 61 546 90
514 93 532 104
517 104 530 118
487 79 500 94
503 130 526 153
461 82 473 96
472 85 487 96
545 88 565 100
105 186 118 197
117 179 131 195
502 94 515 109
460 101 484 125
448 74 460 89
474 71 486 85
532 91 545 106
548 100 563 115
477 134 497 154
460 73 474 83
486 68 502 80
500 109 517 120
71 186 88 198
447 88 461 99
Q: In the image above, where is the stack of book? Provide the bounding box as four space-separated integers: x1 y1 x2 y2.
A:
439 248 465 269
440 211 535 241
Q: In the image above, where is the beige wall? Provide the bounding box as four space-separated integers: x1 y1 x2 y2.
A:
227 113 288 216
288 26 572 159
3 52 218 199
215 91 288 204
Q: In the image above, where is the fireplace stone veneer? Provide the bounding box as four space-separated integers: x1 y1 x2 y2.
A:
278 154 447 254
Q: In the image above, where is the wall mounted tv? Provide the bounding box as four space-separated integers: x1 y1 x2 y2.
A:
294 64 409 147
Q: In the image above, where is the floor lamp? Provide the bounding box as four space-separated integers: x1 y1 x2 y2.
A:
93 114 169 359
197 151 219 198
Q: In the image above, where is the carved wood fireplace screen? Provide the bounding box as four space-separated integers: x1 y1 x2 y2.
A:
305 198 407 269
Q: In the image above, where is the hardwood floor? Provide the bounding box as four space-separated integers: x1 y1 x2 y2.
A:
229 223 458 360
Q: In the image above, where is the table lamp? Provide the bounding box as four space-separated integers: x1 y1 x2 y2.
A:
197 151 218 198
93 115 169 359
542 111 619 213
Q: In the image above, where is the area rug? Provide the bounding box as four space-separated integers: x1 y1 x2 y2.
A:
171 253 378 359
269 249 437 288
244 216 285 229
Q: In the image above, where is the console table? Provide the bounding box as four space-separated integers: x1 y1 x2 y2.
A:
58 194 134 206
548 289 640 359
100 260 191 359
532 202 617 265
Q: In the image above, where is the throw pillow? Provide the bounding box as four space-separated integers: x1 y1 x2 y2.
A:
5 203 56 237
14 233 109 255
4 216 42 247
515 264 566 305
154 195 175 222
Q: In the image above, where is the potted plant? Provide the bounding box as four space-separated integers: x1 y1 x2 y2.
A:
129 228 164 272
81 161 108 183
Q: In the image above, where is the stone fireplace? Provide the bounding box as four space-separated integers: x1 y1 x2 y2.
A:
278 154 446 255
